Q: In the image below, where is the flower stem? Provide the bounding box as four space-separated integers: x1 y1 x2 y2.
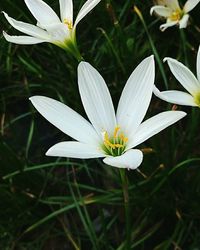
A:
134 5 168 89
119 168 131 249
179 29 188 67
61 33 84 62
65 40 84 62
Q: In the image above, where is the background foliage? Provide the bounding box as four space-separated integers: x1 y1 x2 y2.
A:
0 0 200 249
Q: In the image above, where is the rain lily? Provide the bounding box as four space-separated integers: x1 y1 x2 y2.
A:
3 0 101 56
154 46 200 107
30 57 186 169
150 0 200 31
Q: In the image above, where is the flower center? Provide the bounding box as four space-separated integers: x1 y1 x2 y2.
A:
194 92 200 107
102 126 128 156
169 9 183 21
63 19 73 29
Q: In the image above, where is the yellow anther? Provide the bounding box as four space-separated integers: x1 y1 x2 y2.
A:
114 126 120 138
103 132 113 148
104 139 124 149
63 19 73 29
105 140 115 149
170 10 181 21
114 144 124 148
119 133 128 143
123 137 128 143
103 127 128 154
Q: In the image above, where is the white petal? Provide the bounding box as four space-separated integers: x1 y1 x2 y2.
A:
197 45 200 81
3 12 50 40
163 0 180 9
184 0 200 12
59 0 73 23
3 31 46 44
116 55 155 137
160 20 178 31
25 0 60 27
78 62 116 136
46 141 104 158
150 6 172 17
164 57 200 95
29 96 99 145
44 23 70 43
74 0 101 28
129 111 186 149
153 86 197 106
103 149 143 169
179 14 189 29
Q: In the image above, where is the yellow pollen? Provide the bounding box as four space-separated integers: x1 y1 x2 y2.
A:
119 133 128 143
63 19 73 29
169 10 181 21
103 127 128 154
114 126 120 138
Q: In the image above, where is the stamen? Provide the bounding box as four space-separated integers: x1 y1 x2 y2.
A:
114 126 120 138
102 127 128 156
119 133 128 143
169 10 182 21
63 19 73 29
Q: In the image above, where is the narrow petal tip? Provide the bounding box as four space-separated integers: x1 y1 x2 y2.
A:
2 30 7 36
146 54 154 61
143 55 155 69
149 54 154 60
29 95 42 103
176 111 187 118
150 6 156 15
45 147 53 156
141 54 155 69
163 57 171 63
2 11 10 21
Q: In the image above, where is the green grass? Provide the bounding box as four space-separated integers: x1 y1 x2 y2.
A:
1 0 200 249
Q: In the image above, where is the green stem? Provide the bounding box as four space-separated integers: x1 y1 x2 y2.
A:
64 40 84 62
57 32 84 62
134 6 168 89
119 169 130 250
179 29 188 67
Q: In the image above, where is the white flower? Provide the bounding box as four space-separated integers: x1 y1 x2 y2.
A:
30 57 186 169
154 46 200 107
3 0 101 49
150 0 200 31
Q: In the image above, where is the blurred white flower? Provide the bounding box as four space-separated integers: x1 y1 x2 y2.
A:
3 0 101 51
150 0 200 31
30 57 186 169
154 46 200 107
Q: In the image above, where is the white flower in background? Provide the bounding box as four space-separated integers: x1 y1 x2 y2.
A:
3 0 101 50
154 46 200 107
150 0 200 31
30 57 186 169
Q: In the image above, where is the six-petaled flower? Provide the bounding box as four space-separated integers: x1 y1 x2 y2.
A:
150 0 200 31
30 57 186 169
